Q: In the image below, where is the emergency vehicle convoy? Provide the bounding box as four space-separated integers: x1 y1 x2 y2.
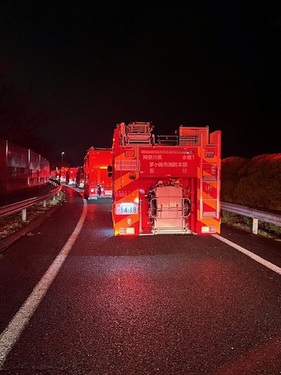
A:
83 147 112 199
109 121 221 236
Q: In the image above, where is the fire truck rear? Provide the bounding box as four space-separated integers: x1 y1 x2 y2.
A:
83 147 112 199
66 167 78 185
110 121 221 235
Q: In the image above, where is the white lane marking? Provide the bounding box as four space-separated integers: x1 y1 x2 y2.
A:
213 234 281 275
0 200 88 368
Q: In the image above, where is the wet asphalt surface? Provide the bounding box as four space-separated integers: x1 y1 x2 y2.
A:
1 186 281 375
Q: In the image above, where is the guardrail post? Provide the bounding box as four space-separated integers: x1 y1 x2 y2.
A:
0 181 62 221
252 218 258 235
22 208 27 222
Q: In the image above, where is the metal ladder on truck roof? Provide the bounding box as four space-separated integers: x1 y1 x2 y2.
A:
126 122 154 144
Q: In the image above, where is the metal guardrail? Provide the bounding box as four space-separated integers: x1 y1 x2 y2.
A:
221 202 281 234
0 180 62 222
1 188 280 236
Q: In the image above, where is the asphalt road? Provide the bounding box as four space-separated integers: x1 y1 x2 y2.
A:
1 186 281 375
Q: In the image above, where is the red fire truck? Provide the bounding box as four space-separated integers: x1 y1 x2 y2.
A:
83 147 112 199
59 167 68 183
75 166 85 188
66 167 78 185
110 121 221 235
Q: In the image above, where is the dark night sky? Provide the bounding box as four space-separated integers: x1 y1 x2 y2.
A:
0 0 280 165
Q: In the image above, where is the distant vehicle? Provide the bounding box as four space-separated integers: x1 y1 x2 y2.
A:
59 167 68 183
83 147 112 199
50 168 60 181
75 166 85 188
66 167 78 185
109 121 222 236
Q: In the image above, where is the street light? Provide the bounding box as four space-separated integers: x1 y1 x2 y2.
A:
59 152 65 183
61 151 65 167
